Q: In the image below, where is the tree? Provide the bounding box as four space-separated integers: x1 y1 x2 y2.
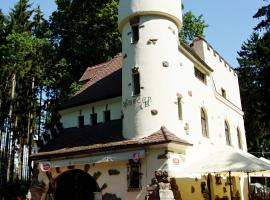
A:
50 0 121 92
8 0 34 33
254 0 270 31
180 11 208 43
237 0 270 157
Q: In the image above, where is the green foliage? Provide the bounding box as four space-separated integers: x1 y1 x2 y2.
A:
237 0 270 156
8 0 34 33
50 0 121 88
180 11 208 43
254 0 270 31
0 0 67 191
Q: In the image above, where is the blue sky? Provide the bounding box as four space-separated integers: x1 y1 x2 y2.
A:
1 0 264 68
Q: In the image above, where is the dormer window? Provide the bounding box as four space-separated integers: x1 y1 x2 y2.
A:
132 67 140 96
104 110 111 122
78 116 84 128
130 17 140 43
194 67 206 83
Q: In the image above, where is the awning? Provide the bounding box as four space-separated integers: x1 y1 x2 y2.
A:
250 157 270 177
176 147 270 175
39 150 145 168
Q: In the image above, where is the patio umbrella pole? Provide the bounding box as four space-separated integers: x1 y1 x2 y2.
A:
247 172 250 200
229 171 233 200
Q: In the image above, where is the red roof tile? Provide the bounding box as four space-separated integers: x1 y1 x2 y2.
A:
31 126 191 160
77 53 122 95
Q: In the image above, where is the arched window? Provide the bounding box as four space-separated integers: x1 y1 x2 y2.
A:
237 128 243 149
201 108 208 137
225 121 231 145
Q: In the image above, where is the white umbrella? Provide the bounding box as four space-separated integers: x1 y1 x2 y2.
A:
177 147 270 200
179 148 270 174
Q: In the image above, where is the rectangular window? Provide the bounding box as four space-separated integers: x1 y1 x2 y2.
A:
130 17 140 43
90 113 97 125
177 97 183 120
194 67 206 83
104 110 111 122
127 159 141 191
132 72 140 96
131 25 139 43
78 116 84 128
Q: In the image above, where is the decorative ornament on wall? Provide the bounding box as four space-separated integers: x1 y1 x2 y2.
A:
151 109 158 115
108 169 120 176
147 38 158 45
191 186 195 193
162 61 169 67
84 164 90 172
93 171 102 180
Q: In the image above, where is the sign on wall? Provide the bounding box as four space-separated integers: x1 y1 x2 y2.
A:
123 96 152 109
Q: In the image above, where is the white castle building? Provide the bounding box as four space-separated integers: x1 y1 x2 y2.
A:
29 0 255 200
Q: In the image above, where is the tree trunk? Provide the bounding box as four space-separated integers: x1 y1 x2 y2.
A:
2 73 16 198
28 77 35 180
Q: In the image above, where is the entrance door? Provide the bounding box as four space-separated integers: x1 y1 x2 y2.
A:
55 169 100 200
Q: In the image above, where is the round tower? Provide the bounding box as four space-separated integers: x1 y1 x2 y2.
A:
118 0 183 139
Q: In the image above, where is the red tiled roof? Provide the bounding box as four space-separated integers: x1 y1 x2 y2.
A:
31 126 191 160
56 53 122 110
77 53 122 95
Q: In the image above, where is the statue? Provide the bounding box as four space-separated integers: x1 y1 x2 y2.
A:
146 170 181 200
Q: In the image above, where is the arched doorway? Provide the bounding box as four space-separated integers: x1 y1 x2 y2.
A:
54 169 100 200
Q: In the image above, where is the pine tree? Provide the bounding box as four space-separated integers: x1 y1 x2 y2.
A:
237 0 270 157
8 0 34 33
254 0 270 31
